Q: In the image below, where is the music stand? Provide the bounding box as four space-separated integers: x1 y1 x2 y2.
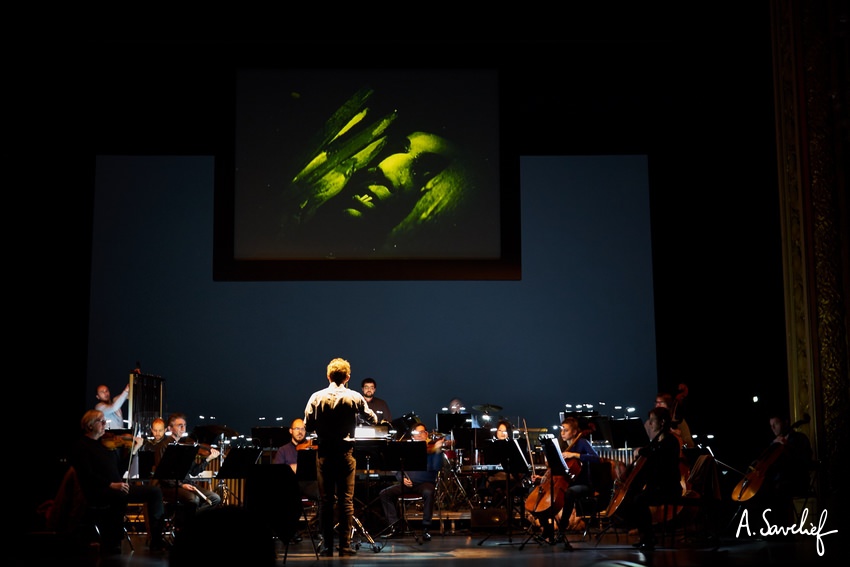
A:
477 439 530 545
245 464 303 555
390 413 422 440
376 442 428 542
519 438 572 550
216 447 262 506
295 449 318 482
136 450 155 480
154 444 200 509
609 417 646 449
588 415 614 445
436 412 472 433
354 439 390 472
381 441 427 473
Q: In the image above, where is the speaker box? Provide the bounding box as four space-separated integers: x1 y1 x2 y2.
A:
470 508 507 527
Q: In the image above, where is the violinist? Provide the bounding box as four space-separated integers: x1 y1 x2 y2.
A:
69 409 168 553
273 418 321 538
615 406 681 551
379 423 442 541
153 412 221 520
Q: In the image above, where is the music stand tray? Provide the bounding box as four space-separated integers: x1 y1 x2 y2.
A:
354 439 390 471
436 413 472 433
542 437 570 477
486 439 531 474
217 447 262 479
381 441 427 472
154 444 199 482
610 417 647 448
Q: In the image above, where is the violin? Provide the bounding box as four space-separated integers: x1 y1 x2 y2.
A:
296 438 315 451
101 432 136 451
427 431 446 453
177 436 216 459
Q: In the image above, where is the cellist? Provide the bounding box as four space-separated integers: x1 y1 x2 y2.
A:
554 417 601 542
741 412 813 526
615 406 681 551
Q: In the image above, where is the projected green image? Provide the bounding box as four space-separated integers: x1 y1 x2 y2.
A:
234 70 502 261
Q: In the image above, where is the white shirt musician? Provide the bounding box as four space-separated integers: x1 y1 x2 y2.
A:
95 383 130 430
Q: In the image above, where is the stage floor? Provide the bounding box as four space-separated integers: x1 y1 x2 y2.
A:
23 521 838 567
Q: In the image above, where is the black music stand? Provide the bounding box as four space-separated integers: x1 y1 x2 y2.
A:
375 441 429 543
609 417 646 449
216 446 262 505
390 413 422 440
154 444 200 514
351 441 391 532
436 412 472 433
245 464 308 560
353 440 390 472
477 439 530 545
381 440 427 474
520 438 572 550
295 449 317 482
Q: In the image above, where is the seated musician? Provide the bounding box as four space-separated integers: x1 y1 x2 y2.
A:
555 417 600 539
136 417 167 453
482 420 527 506
153 412 222 521
746 412 814 526
68 409 168 553
273 418 321 539
379 423 443 541
615 406 681 550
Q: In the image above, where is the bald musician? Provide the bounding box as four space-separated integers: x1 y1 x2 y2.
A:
273 418 321 538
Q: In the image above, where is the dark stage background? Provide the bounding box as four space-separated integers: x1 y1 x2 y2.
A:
19 10 789 525
88 154 657 440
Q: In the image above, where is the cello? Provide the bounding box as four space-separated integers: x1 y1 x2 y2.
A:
605 450 647 520
524 434 583 522
731 414 810 502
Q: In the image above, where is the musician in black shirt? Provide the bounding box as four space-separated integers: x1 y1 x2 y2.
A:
614 406 681 551
69 409 167 553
